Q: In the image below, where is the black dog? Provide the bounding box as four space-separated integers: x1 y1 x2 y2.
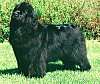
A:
9 2 91 77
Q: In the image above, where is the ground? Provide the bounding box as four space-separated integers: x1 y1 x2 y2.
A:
0 40 100 84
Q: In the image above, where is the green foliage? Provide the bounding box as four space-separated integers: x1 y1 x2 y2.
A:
0 36 4 43
0 0 100 43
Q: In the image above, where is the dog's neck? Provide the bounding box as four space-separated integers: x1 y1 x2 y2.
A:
33 21 44 31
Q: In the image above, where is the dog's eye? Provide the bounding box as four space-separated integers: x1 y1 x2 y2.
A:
14 11 20 17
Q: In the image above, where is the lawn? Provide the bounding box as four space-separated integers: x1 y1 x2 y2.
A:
0 40 100 84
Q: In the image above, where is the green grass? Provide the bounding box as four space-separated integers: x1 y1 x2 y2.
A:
0 40 100 84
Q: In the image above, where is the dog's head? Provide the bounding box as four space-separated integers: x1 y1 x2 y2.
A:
11 2 38 26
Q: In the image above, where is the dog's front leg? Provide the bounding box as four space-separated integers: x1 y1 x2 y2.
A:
28 49 47 78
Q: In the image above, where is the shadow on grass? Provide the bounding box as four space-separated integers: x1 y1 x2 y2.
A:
0 64 80 77
0 64 64 76
0 68 20 75
47 63 80 72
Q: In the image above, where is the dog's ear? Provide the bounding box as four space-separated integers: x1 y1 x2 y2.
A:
27 9 38 19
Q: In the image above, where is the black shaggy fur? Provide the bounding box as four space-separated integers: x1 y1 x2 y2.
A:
9 2 91 77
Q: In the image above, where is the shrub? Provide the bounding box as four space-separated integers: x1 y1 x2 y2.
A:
0 0 100 43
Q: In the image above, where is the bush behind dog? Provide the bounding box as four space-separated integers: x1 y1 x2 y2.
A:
0 0 100 42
